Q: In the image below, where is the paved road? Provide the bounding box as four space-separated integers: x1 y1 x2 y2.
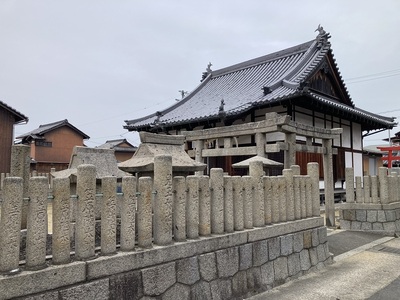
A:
247 231 400 300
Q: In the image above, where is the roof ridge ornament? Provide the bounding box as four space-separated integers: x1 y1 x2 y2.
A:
201 62 213 81
315 24 331 48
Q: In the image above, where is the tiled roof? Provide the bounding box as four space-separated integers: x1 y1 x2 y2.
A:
125 31 396 131
0 100 28 124
97 139 137 151
16 119 90 140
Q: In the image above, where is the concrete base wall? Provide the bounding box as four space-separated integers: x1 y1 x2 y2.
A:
0 218 332 300
339 203 400 234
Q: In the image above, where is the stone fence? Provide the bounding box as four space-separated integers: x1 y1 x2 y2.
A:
0 156 331 299
339 167 400 233
0 171 51 191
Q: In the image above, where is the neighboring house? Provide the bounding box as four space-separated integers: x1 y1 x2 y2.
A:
16 119 89 173
363 145 385 176
97 139 137 162
124 28 397 184
0 100 28 173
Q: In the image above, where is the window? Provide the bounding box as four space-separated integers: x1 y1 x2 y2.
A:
35 140 52 147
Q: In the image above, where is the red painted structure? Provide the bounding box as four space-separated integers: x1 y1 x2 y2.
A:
377 146 400 169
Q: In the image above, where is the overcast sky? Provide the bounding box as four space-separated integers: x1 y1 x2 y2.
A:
1 0 399 147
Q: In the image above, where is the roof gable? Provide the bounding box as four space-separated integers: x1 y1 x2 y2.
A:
0 100 28 124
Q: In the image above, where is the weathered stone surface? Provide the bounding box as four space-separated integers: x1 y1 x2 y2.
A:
383 222 396 232
367 210 378 223
361 222 372 231
232 270 248 297
316 244 326 262
280 234 293 256
260 261 274 285
309 248 318 266
59 279 109 300
268 237 280 260
356 210 367 222
190 281 212 300
216 247 239 278
210 278 232 300
253 240 269 266
311 229 319 247
377 211 387 222
109 270 143 300
342 209 356 221
162 283 190 300
22 292 59 300
176 257 200 285
287 253 301 277
299 249 311 271
303 230 312 249
373 223 384 231
339 220 351 229
273 257 288 282
317 227 327 244
239 243 253 270
142 262 176 296
199 252 217 282
247 267 262 291
351 221 362 230
386 210 397 222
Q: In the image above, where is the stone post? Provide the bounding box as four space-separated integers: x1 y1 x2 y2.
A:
271 177 280 223
26 176 48 270
264 177 272 224
293 175 301 220
307 163 320 217
0 172 5 190
173 176 186 241
198 176 211 236
388 174 396 203
355 177 363 203
0 177 23 274
278 176 287 222
210 168 224 234
75 164 96 261
370 175 379 204
153 155 173 246
10 144 31 229
224 176 234 233
283 169 295 221
232 176 244 231
363 176 371 203
291 165 301 176
284 133 296 169
345 168 354 203
255 132 266 157
186 176 199 239
101 176 117 255
305 176 312 217
249 160 265 227
138 177 153 248
243 176 253 229
120 176 137 251
194 140 205 176
300 177 307 218
52 177 71 265
322 139 335 227
379 167 388 204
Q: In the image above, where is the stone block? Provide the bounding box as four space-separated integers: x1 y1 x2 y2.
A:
163 283 190 300
311 229 319 247
293 232 304 252
342 209 356 221
351 221 361 230
273 257 288 282
260 261 274 285
109 270 143 300
177 257 200 285
216 247 239 278
309 248 318 266
239 243 253 270
59 279 109 300
303 231 312 249
367 210 377 223
361 222 372 231
372 223 384 231
396 220 400 231
317 227 327 244
383 222 396 233
316 244 326 262
253 240 269 266
280 234 293 256
22 292 59 300
190 281 212 300
142 262 176 296
199 252 217 282
232 270 248 297
356 210 367 222
287 253 301 277
246 267 262 291
377 211 387 222
323 243 331 260
210 278 232 300
268 237 280 260
299 249 311 271
386 210 397 222
339 220 351 230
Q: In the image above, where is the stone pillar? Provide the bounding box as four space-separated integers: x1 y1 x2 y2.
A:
305 176 312 217
249 160 265 227
255 132 266 157
194 140 205 176
355 177 363 203
120 176 137 251
370 175 379 204
264 177 272 225
0 172 5 190
291 165 301 176
224 176 234 233
322 139 335 227
284 133 296 169
379 167 388 204
52 177 71 264
388 174 396 203
198 176 211 236
307 163 320 217
173 176 186 241
345 168 354 203
210 168 224 234
0 177 23 274
232 176 244 231
101 176 117 255
300 177 307 218
278 176 287 222
271 177 280 223
283 169 295 221
153 155 173 246
293 176 301 220
186 176 199 239
243 176 253 229
363 176 371 203
138 177 153 248
75 164 96 261
10 144 31 229
26 176 48 270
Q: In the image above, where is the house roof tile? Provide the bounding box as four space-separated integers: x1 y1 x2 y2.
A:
0 100 28 124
